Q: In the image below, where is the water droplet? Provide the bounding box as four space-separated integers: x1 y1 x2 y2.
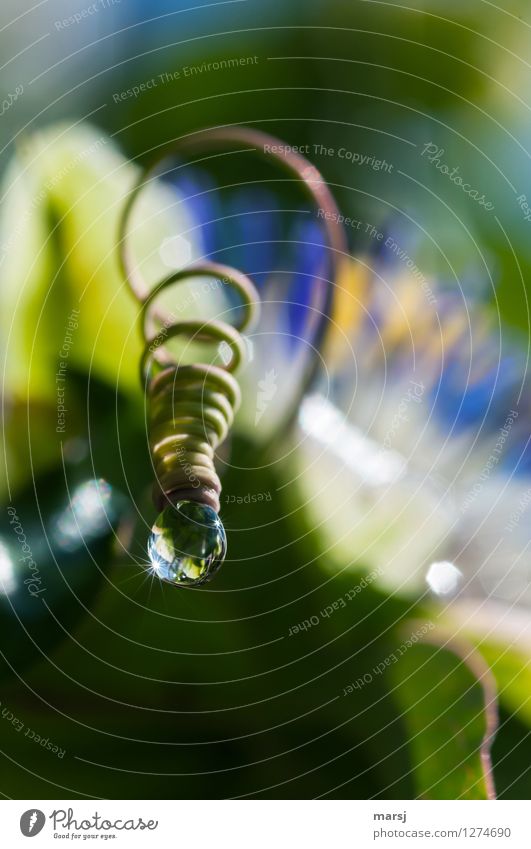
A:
148 501 226 587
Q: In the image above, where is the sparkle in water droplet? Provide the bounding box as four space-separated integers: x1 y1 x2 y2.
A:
148 501 226 587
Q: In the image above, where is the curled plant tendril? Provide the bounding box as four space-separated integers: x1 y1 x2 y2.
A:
139 263 259 515
118 126 347 587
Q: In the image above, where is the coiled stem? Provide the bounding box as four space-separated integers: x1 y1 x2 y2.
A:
139 263 259 513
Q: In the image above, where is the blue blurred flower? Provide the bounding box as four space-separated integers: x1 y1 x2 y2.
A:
294 246 531 609
170 166 330 436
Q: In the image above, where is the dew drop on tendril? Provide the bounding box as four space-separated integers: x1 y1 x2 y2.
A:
148 500 226 587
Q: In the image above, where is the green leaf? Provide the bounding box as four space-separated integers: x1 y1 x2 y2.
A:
390 625 498 799
0 122 207 497
1 123 202 400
